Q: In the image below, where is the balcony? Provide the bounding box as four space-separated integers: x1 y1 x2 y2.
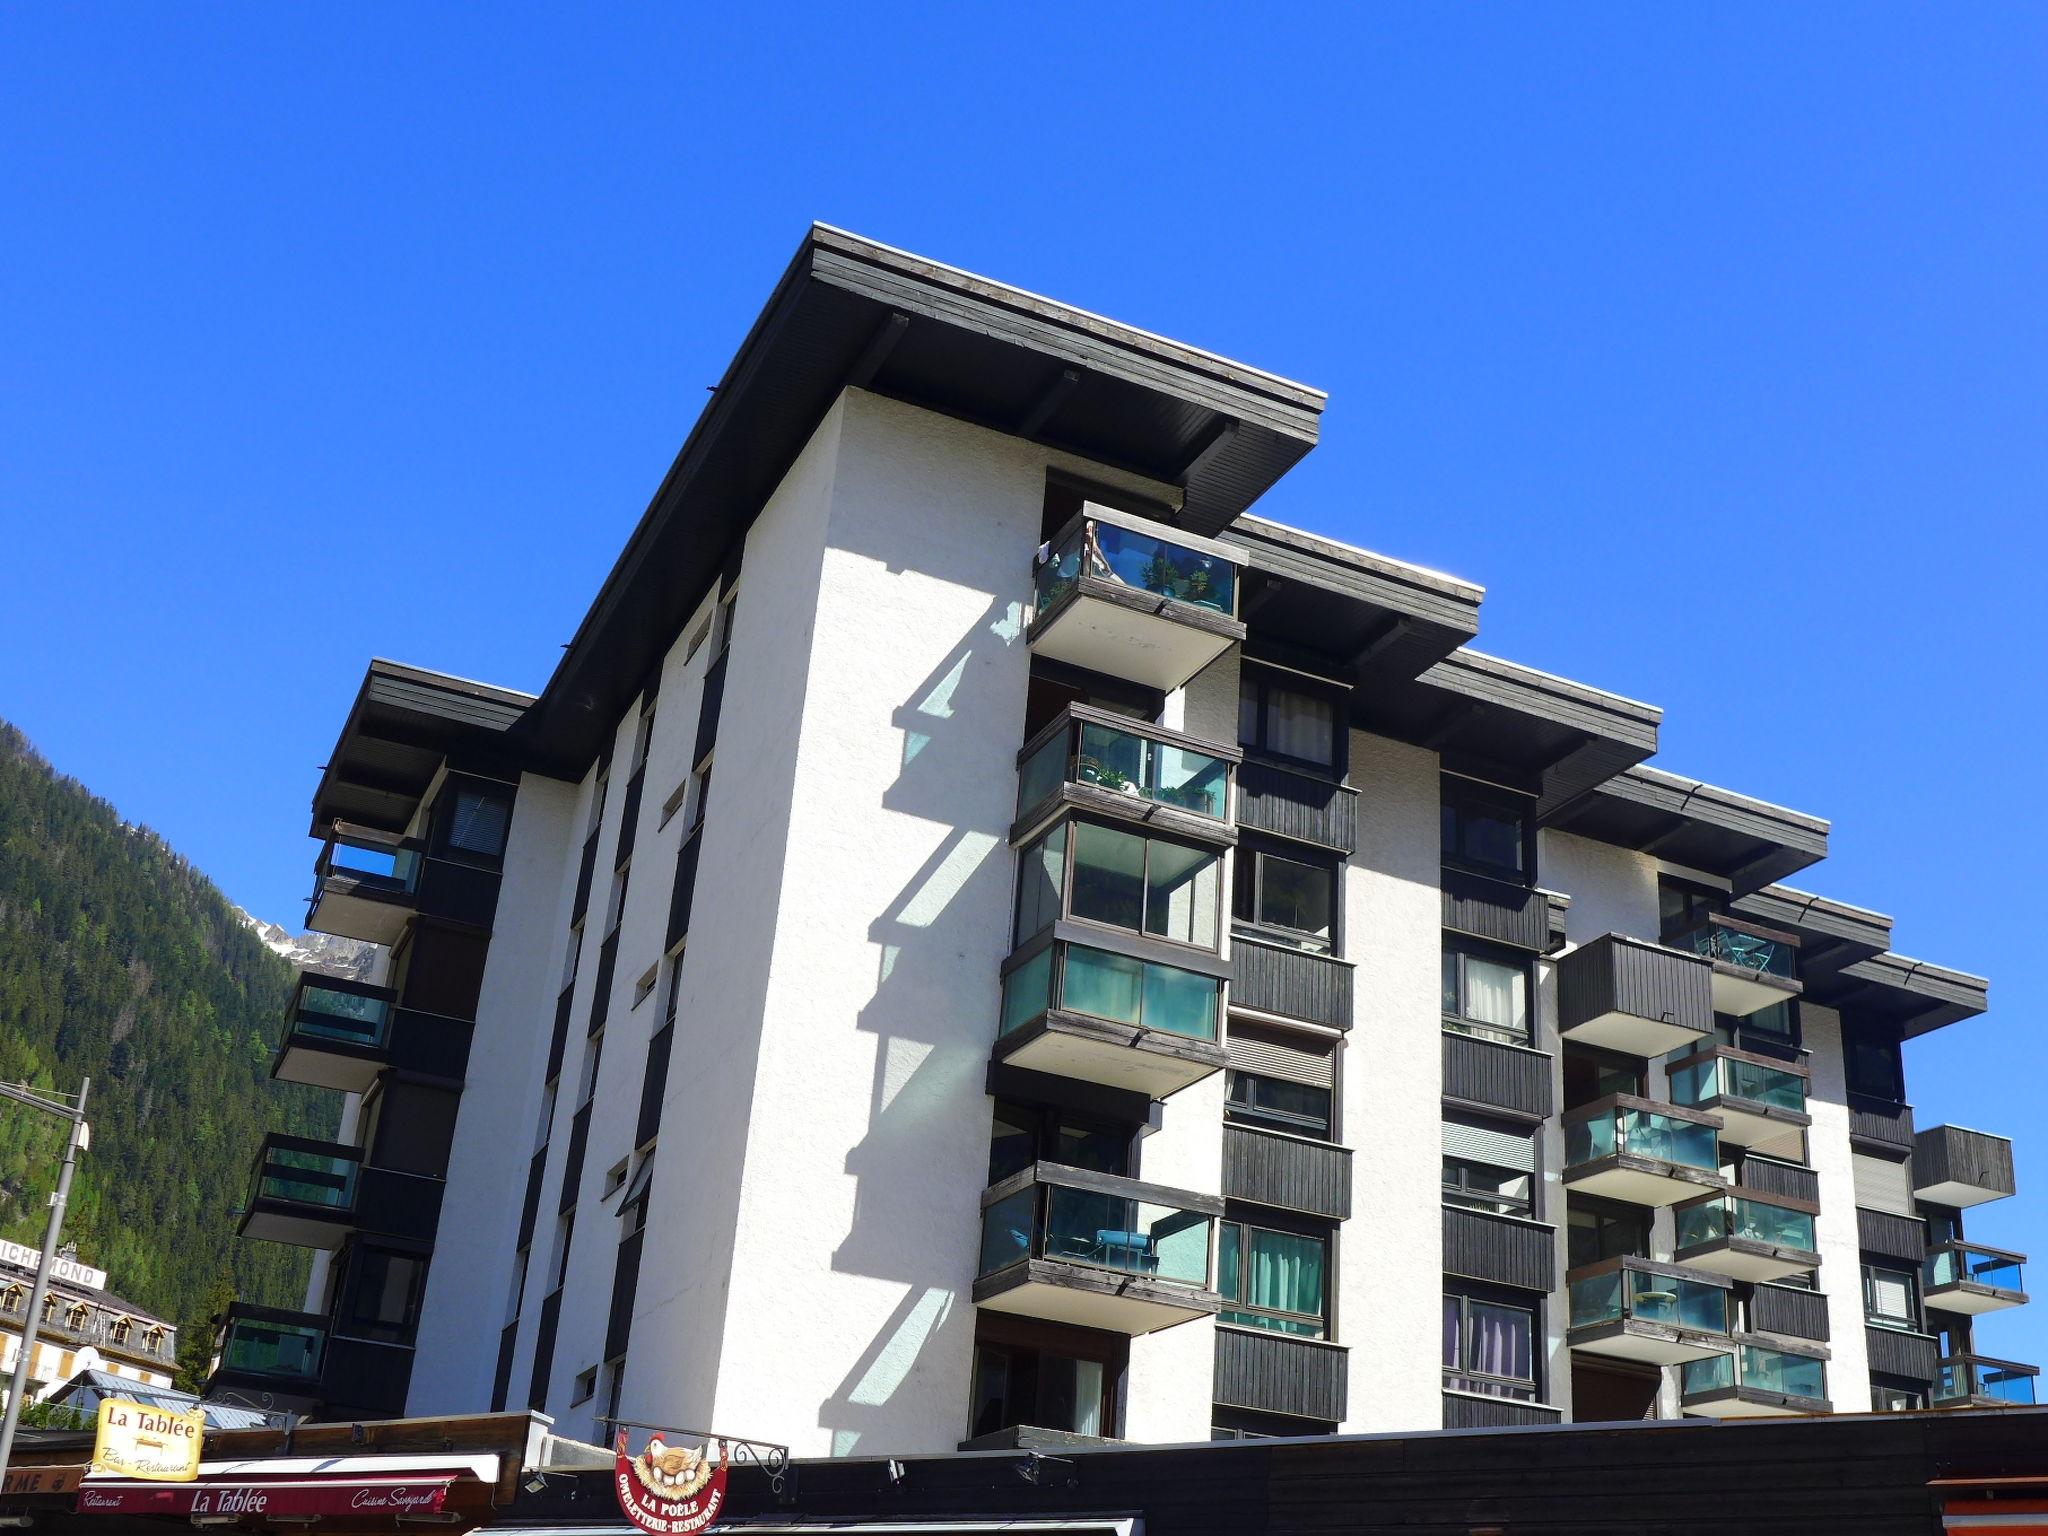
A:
1664 913 1802 1018
1934 1354 2038 1408
1027 505 1247 693
1015 707 1237 846
1749 1280 1830 1343
1567 1257 1735 1366
206 1303 413 1419
1556 935 1713 1056
974 1162 1221 1335
995 933 1227 1099
1441 1393 1563 1430
1564 1095 1725 1207
1214 1326 1347 1424
1924 1242 2028 1316
1667 1046 1810 1147
1914 1124 2018 1208
1673 1190 1821 1282
1443 1206 1556 1293
1848 1095 1916 1156
307 820 500 946
1440 868 1564 955
1680 1341 1829 1417
1236 759 1357 855
1866 1324 1938 1383
1231 934 1354 1031
237 1133 444 1250
1223 1124 1352 1221
272 973 473 1094
1442 1030 1553 1122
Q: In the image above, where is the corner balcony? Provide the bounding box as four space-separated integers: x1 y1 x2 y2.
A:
207 1303 413 1419
237 1133 444 1251
272 974 395 1094
1567 1257 1735 1366
995 931 1227 1099
1015 706 1237 847
1028 506 1247 693
1914 1124 2018 1208
1556 935 1713 1057
975 1163 1221 1335
1673 1190 1821 1282
306 820 501 946
1664 912 1802 1018
1934 1354 2038 1408
1666 1045 1810 1147
1681 1340 1830 1417
1564 1095 1725 1208
1924 1242 2029 1316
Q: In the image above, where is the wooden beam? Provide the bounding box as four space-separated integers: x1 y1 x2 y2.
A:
847 310 911 390
1174 414 1239 481
1348 616 1412 671
1016 367 1082 440
1420 701 1484 750
1639 816 1695 856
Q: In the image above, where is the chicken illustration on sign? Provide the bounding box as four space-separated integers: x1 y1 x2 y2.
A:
613 1429 727 1535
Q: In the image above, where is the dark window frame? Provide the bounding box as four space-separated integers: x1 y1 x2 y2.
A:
1225 1069 1334 1141
1217 1214 1332 1340
1441 936 1534 1045
1014 815 1226 956
1440 775 1534 885
1233 837 1340 954
1442 1285 1541 1402
1863 1260 1922 1332
1238 666 1347 778
1845 1029 1906 1102
1441 1156 1534 1219
969 1312 1126 1442
987 1100 1140 1184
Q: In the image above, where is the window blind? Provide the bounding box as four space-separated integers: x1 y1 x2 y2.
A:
1227 1021 1335 1087
1853 1152 1914 1216
1442 1114 1536 1173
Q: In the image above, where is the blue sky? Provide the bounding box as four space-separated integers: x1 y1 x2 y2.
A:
4 8 2044 1362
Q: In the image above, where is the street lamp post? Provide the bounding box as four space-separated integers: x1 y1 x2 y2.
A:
0 1077 91 1474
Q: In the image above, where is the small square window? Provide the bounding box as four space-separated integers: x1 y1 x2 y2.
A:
571 1367 597 1406
603 1158 630 1199
658 780 689 830
632 967 658 1008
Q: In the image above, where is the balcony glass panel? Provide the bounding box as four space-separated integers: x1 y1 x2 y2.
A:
260 1146 358 1210
1043 1184 1212 1286
1061 945 1220 1041
1673 918 1795 980
1569 1269 1727 1334
1679 1352 1734 1395
1669 1055 1806 1114
1566 1105 1718 1172
1936 1357 2038 1405
294 984 393 1048
1741 1345 1824 1399
1077 723 1229 819
326 834 420 891
1017 732 1068 819
218 1313 325 1381
1675 1196 1815 1253
980 1188 1035 1274
1036 518 1238 617
1927 1245 2025 1292
999 948 1054 1037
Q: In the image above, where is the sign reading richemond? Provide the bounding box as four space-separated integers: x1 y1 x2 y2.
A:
613 1429 727 1536
90 1398 203 1483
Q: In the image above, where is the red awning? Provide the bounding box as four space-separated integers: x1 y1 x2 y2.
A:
77 1473 456 1519
1943 1494 2048 1533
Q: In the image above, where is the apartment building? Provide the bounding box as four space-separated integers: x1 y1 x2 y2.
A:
207 226 2030 1449
1 1241 178 1401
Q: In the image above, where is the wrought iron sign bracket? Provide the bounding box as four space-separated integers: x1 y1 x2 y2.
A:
602 1418 796 1502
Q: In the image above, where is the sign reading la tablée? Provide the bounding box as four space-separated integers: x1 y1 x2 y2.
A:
89 1398 203 1482
614 1429 728 1536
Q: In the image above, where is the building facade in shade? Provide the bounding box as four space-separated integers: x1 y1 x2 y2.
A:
207 226 2032 1450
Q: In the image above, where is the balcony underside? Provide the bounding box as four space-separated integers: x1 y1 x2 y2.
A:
238 1201 352 1251
274 1036 384 1094
995 1011 1225 1099
974 1258 1219 1335
1684 1386 1829 1419
1560 1007 1706 1058
1710 963 1799 1019
1028 584 1244 693
1677 1239 1822 1284
1570 1322 1730 1367
1926 1281 2029 1317
1566 1155 1724 1209
307 877 412 947
1705 1096 1811 1148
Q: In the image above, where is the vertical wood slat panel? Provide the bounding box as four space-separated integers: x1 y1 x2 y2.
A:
1741 1158 1821 1205
1556 934 1713 1040
1440 1392 1563 1428
1856 1206 1928 1262
1913 1125 2016 1200
1440 870 1549 952
1235 760 1357 853
1751 1282 1830 1342
1214 1327 1348 1422
1441 1032 1554 1120
1232 938 1354 1031
1442 1206 1556 1292
1849 1096 1917 1154
1865 1323 1938 1381
1223 1125 1352 1219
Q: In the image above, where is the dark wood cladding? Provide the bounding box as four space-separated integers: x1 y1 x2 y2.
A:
1441 1031 1553 1121
1223 1126 1353 1220
694 651 728 764
666 831 702 951
605 1228 644 1361
1441 1392 1563 1429
546 984 574 1084
515 1146 546 1251
1443 1206 1556 1292
613 767 646 869
1866 1324 1938 1382
1741 1158 1821 1205
527 1287 562 1411
558 1102 592 1215
1751 1282 1830 1342
1857 1206 1928 1263
490 1319 517 1411
1213 1327 1348 1423
1914 1124 2016 1201
1849 1095 1915 1153
636 1024 673 1150
1441 869 1550 952
588 930 620 1035
571 827 600 925
1556 934 1712 1039
1235 760 1357 853
1232 938 1354 1031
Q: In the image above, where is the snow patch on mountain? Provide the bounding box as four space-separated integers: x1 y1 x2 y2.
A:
236 910 380 981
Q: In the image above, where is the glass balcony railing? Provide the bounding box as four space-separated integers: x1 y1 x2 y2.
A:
1017 709 1233 825
1935 1355 2038 1405
1566 1100 1720 1173
1668 1052 1806 1114
1676 1194 1816 1254
1569 1265 1730 1335
251 1135 360 1212
1681 1344 1825 1400
1926 1242 2026 1293
1666 913 1797 981
213 1305 326 1385
1001 940 1221 1043
979 1166 1216 1290
290 979 393 1051
1035 515 1239 620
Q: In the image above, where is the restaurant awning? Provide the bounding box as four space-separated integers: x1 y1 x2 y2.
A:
75 1451 500 1521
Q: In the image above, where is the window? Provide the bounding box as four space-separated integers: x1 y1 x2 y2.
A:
987 1103 1131 1183
1872 1384 1923 1412
1567 1202 1649 1269
684 758 712 835
1442 1157 1533 1218
446 788 512 859
1658 879 1721 938
1235 845 1336 951
338 1248 427 1343
658 778 688 830
683 614 712 663
632 966 658 1008
586 775 610 839
971 1339 1113 1440
1441 778 1529 881
1218 1221 1328 1337
711 588 738 659
1442 1293 1537 1400
1719 1000 1798 1049
604 865 631 937
1441 941 1530 1043
571 1367 597 1406
1845 1032 1905 1101
604 1356 628 1428
1069 823 1220 949
579 1033 605 1109
1226 1071 1333 1139
1013 824 1066 944
631 703 657 775
602 1158 630 1199
1239 672 1338 770
1863 1262 1919 1331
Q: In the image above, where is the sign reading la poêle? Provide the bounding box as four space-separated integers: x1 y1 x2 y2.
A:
614 1429 728 1536
90 1398 203 1483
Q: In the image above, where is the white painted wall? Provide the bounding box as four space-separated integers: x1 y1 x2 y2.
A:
1798 1002 1868 1408
1339 729 1442 1432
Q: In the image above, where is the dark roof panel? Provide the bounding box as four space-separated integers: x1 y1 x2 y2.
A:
1547 764 1828 896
